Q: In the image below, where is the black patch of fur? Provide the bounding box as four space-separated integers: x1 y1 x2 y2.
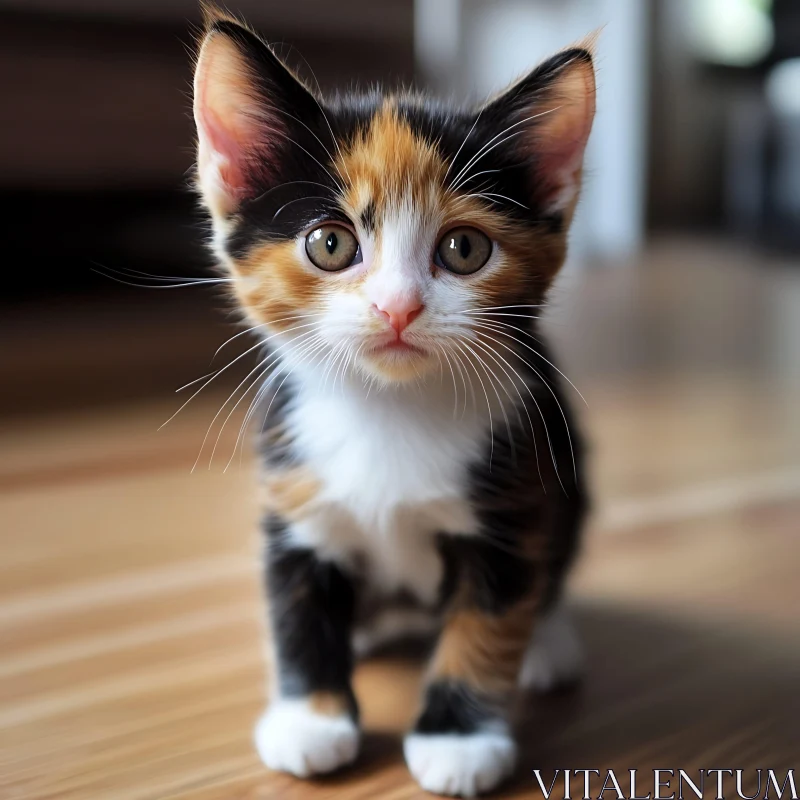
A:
437 533 535 614
263 515 359 720
254 364 297 467
465 332 589 612
413 680 497 735
359 200 377 233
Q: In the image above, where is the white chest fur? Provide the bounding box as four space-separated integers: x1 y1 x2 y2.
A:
285 376 489 604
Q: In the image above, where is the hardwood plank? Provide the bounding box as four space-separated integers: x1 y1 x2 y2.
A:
2 243 798 798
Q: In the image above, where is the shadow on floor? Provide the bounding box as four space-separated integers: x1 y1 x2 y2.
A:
249 602 799 798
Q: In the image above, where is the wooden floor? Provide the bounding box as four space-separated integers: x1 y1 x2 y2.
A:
2 239 799 799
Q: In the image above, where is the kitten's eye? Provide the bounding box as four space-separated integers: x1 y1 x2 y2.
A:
435 227 492 275
305 224 361 272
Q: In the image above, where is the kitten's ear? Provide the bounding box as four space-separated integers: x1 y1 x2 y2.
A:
193 13 321 218
482 46 596 216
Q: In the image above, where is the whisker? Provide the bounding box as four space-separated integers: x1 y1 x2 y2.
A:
198 356 273 473
211 323 268 363
212 312 326 363
451 168 502 190
283 134 346 195
161 320 320 430
444 106 485 186
195 327 319 471
451 340 495 468
316 105 353 186
463 337 522 467
333 340 354 394
465 316 546 349
470 319 588 407
471 335 548 492
449 107 561 193
475 326 579 486
160 338 266 430
250 179 338 205
93 263 226 283
474 192 529 210
463 312 543 321
273 196 334 221
91 269 231 290
436 345 459 419
234 335 325 461
276 44 352 187
319 339 348 395
460 304 546 313
176 371 217 393
252 332 333 453
450 342 475 418
205 329 321 471
272 108 344 185
228 333 326 470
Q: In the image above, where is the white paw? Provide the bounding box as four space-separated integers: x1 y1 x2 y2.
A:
254 699 359 778
518 606 584 692
404 731 516 797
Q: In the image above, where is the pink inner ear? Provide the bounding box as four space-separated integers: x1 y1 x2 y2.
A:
194 32 285 214
527 62 596 211
197 102 250 200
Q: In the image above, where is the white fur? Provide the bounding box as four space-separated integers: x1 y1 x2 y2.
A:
404 730 517 797
285 374 488 603
518 605 584 692
254 698 359 777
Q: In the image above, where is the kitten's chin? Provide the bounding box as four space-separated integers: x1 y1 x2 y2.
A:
358 342 437 384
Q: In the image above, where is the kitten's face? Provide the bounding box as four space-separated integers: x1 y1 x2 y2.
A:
194 17 595 386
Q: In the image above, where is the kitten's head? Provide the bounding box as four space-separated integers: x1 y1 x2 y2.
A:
193 11 595 386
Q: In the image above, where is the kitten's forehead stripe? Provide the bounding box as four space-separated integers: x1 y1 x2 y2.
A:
359 201 376 233
337 101 447 225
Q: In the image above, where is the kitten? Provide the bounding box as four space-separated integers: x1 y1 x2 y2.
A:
192 10 593 797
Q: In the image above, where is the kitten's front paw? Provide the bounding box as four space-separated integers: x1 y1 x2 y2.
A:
403 731 516 797
254 698 360 778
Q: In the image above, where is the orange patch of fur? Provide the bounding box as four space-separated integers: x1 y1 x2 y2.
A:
430 594 539 698
233 239 322 328
337 101 447 230
261 466 321 521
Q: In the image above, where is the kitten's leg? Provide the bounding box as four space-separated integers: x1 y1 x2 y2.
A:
518 603 584 692
254 517 359 778
404 577 537 797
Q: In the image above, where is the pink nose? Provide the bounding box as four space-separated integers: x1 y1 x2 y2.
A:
372 299 424 335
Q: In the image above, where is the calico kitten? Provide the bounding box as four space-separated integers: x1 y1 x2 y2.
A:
192 10 594 797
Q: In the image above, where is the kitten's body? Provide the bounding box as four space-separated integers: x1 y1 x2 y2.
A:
262 337 583 618
192 12 594 796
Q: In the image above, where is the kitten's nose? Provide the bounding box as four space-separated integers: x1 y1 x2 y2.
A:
372 298 424 335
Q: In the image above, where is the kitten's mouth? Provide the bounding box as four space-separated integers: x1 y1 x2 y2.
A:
375 339 424 354
369 338 426 356
360 335 434 382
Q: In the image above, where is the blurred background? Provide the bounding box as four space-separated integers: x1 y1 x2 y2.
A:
1 1 798 798
2 0 800 411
